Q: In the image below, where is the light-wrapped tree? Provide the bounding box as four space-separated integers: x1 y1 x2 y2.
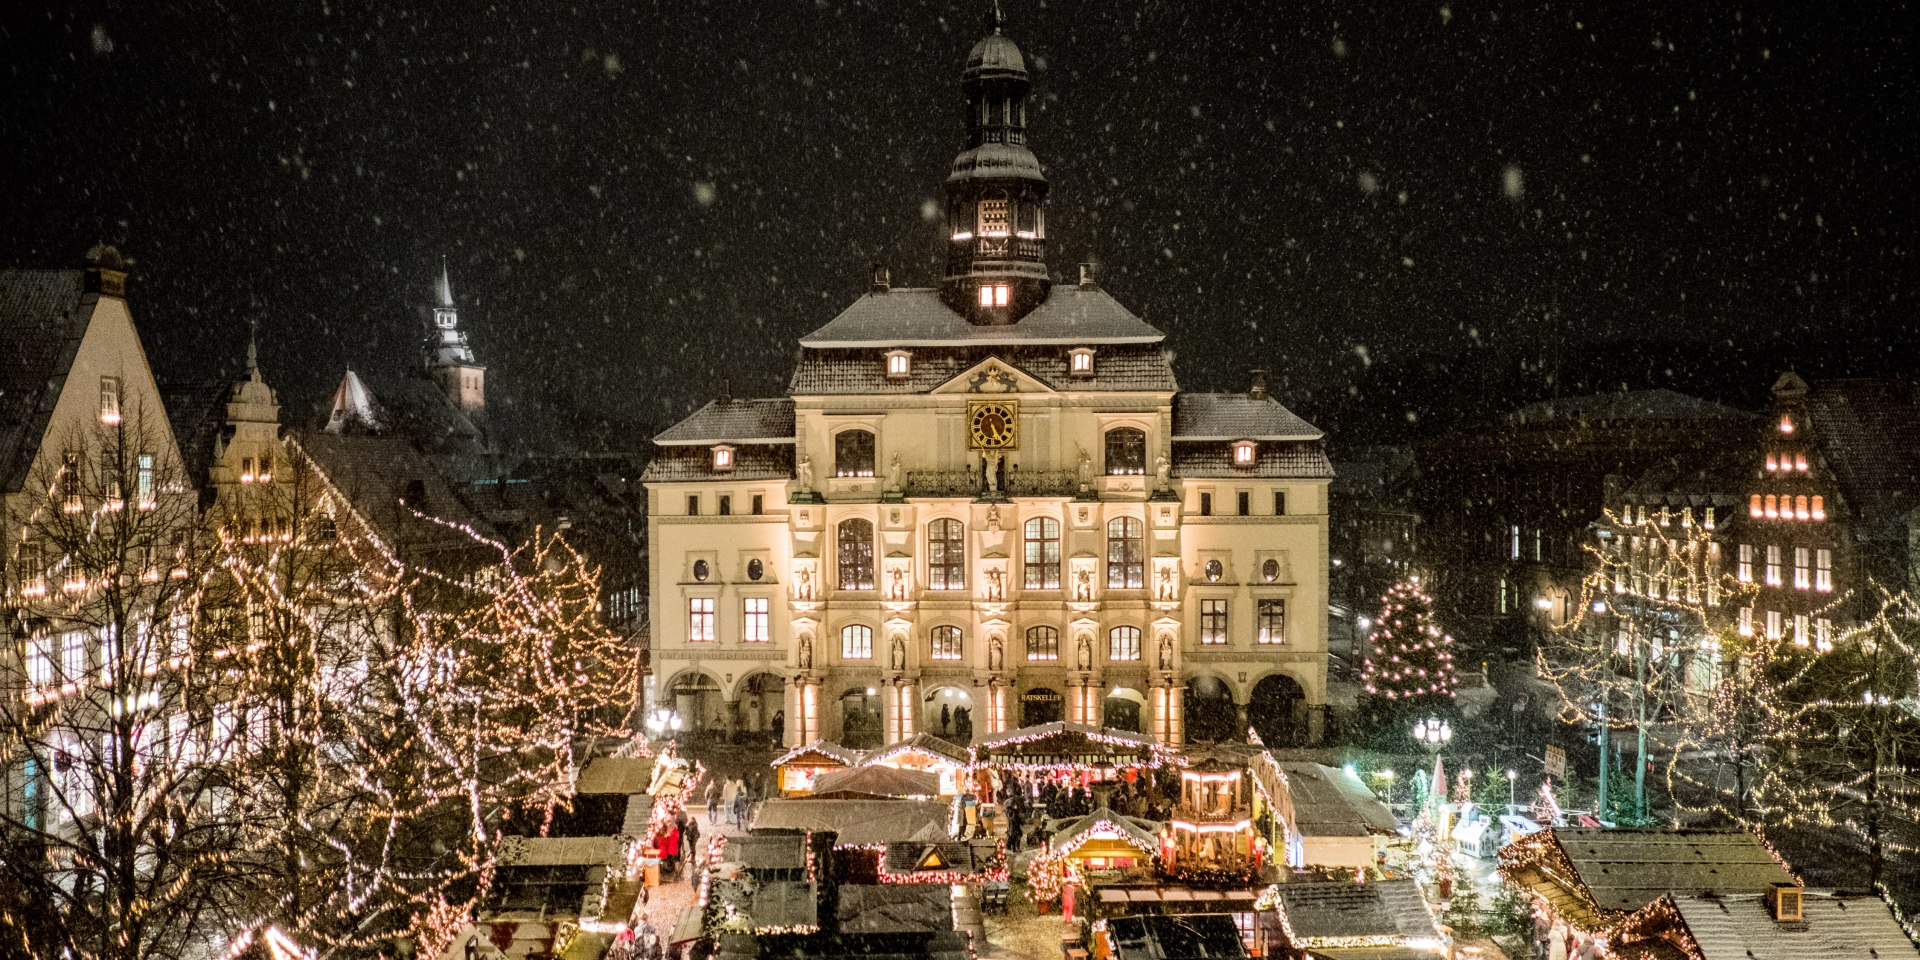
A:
1360 577 1459 708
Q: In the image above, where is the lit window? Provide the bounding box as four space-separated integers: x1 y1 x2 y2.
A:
1736 544 1753 582
1794 495 1809 521
930 625 963 661
712 445 735 472
1765 453 1778 472
1815 618 1833 650
1765 609 1782 640
1026 626 1059 661
976 283 1010 307
1107 626 1141 661
841 625 873 659
1200 599 1228 644
835 430 876 478
1069 348 1095 376
1811 495 1825 520
837 519 875 590
1705 506 1716 530
99 376 121 425
743 598 769 642
1749 494 1762 518
1024 517 1061 589
1738 606 1753 637
928 518 965 590
1764 495 1779 519
1795 454 1808 472
1106 517 1144 589
885 350 912 379
688 598 715 642
1765 545 1782 586
1779 415 1794 434
1257 599 1286 645
1793 614 1810 648
25 634 54 688
1232 441 1257 467
1105 428 1147 476
1815 549 1832 591
978 199 1009 237
1510 524 1521 560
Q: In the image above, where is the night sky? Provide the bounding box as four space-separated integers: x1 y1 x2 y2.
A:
3 0 1913 449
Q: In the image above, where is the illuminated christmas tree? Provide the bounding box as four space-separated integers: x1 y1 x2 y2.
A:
1360 577 1459 707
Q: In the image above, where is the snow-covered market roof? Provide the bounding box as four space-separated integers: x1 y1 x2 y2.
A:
862 732 971 767
811 765 942 800
1615 891 1920 960
770 739 863 768
1275 762 1397 839
972 721 1164 770
799 286 1163 348
1499 828 1797 933
750 799 952 848
1045 805 1161 858
1266 877 1441 950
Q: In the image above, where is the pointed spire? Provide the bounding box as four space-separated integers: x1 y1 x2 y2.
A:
435 256 455 308
246 318 261 381
990 0 1005 34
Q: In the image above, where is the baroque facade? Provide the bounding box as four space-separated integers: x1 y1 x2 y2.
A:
643 18 1331 750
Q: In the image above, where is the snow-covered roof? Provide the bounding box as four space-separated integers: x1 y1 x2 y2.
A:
1276 762 1397 838
788 344 1177 395
1269 877 1440 946
1045 805 1161 857
1172 443 1334 479
947 141 1045 184
652 397 795 446
1640 892 1920 960
750 799 952 847
1173 393 1323 441
770 739 863 768
799 286 1163 348
811 765 942 799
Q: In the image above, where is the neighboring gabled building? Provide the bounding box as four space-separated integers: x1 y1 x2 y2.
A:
643 13 1332 753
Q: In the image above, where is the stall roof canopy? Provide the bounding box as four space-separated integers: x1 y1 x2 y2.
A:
1279 762 1397 838
771 739 864 768
1271 878 1440 946
881 840 1003 879
1620 892 1920 960
863 732 971 767
750 799 952 847
729 832 809 873
1499 828 1796 932
836 884 958 934
973 721 1163 767
811 765 942 799
1046 804 1162 857
575 757 653 795
1107 914 1250 960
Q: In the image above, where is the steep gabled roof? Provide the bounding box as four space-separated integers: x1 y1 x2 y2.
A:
1797 377 1920 540
799 286 1163 348
1500 828 1796 932
1618 892 1920 960
1173 393 1323 441
0 269 91 493
652 398 795 446
788 344 1177 395
293 429 496 552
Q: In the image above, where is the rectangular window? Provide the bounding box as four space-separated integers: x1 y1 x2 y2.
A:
930 625 963 661
688 598 716 642
842 626 873 659
1108 626 1141 661
99 376 121 425
62 631 86 682
1106 517 1144 589
1738 606 1753 637
1815 549 1833 591
718 495 732 517
1274 491 1287 515
978 199 1010 237
743 598 769 642
1737 544 1753 582
136 454 153 506
1257 600 1285 644
751 494 764 515
1199 492 1213 516
1533 528 1544 562
18 543 45 597
25 634 55 689
1793 614 1810 647
686 495 700 516
928 519 965 590
1765 545 1782 586
1024 517 1061 589
242 457 257 482
1765 609 1782 640
1200 599 1228 645
1025 626 1060 661
1793 547 1810 589
1237 491 1250 516
1510 525 1521 560
1815 618 1832 649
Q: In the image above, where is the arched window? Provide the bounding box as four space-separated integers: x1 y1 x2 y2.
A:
1104 428 1146 476
1107 517 1144 589
837 519 874 590
928 518 965 590
1024 517 1061 589
930 625 963 661
835 430 875 478
1108 626 1141 661
841 625 873 659
1025 626 1060 661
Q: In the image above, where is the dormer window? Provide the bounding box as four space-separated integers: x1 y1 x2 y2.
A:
885 350 912 380
712 445 736 472
1232 440 1258 467
1069 348 1095 377
978 283 1010 308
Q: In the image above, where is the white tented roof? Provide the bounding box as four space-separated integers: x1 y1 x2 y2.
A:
799 287 1163 348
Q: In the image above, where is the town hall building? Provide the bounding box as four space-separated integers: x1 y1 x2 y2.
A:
643 15 1332 749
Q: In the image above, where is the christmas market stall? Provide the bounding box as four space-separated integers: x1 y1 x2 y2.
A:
750 798 953 848
770 739 863 796
808 764 942 801
1164 747 1261 882
858 732 971 796
1260 877 1445 959
1088 886 1272 958
1042 804 1162 876
972 721 1173 781
1498 828 1798 959
1261 761 1397 874
447 835 646 960
1608 889 1920 960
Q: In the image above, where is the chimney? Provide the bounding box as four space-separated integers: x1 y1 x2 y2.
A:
870 263 891 294
84 244 129 298
718 379 733 404
1248 368 1269 400
1078 262 1097 290
1766 882 1804 923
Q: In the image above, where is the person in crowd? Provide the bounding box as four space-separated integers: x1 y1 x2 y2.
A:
704 777 724 825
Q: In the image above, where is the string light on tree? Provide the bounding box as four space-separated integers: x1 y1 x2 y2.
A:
1360 577 1459 704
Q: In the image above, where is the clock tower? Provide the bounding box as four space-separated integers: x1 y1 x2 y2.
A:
940 5 1050 324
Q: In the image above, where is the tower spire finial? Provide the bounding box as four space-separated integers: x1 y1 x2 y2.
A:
990 0 1005 34
246 318 261 380
436 255 455 308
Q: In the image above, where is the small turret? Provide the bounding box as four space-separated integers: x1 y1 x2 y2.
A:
424 258 486 421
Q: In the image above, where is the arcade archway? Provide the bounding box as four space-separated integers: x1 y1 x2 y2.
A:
1248 673 1307 747
1101 687 1145 733
1020 687 1064 726
925 686 976 743
838 686 884 750
1184 674 1238 743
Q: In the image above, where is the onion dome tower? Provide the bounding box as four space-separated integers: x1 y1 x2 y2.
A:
941 5 1050 324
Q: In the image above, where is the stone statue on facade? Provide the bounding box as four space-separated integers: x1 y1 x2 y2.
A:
797 634 813 670
795 454 814 491
887 454 902 492
986 567 1004 601
1074 567 1093 602
1155 454 1171 492
795 566 813 601
1076 447 1093 492
1076 632 1093 671
1157 566 1175 601
890 634 907 671
989 635 1005 672
888 566 906 601
1158 633 1175 672
986 503 1002 533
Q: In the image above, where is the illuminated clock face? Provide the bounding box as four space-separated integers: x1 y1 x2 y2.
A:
968 401 1019 449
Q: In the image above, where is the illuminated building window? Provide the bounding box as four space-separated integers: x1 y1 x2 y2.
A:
688 598 716 642
837 518 875 590
743 598 769 642
25 633 54 689
1257 599 1286 644
834 430 875 478
885 350 911 379
1069 348 1095 376
1811 495 1825 520
99 376 121 425
1705 506 1716 530
1815 618 1833 649
978 283 1010 307
1737 543 1753 583
1025 625 1059 661
1766 453 1778 472
1104 428 1146 475
1023 517 1060 589
1815 549 1833 591
930 625 963 661
1765 609 1782 640
712 445 735 472
1764 495 1779 519
841 625 873 659
1793 614 1811 647
1510 524 1521 560
1106 516 1144 589
1779 414 1794 434
927 518 965 590
1738 606 1753 637
1200 599 1228 644
1765 545 1782 586
1232 441 1257 467
1108 625 1141 661
1795 454 1808 471
1794 495 1809 520
1794 548 1810 590
977 199 1009 237
136 455 153 507
1749 494 1762 518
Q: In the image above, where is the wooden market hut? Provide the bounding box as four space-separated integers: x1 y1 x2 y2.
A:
771 739 863 796
1043 804 1162 874
809 765 943 801
1253 760 1397 873
859 732 971 796
1164 748 1258 879
1264 877 1445 959
972 722 1170 776
1610 890 1920 960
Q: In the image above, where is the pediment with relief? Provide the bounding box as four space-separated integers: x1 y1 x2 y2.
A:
930 356 1054 396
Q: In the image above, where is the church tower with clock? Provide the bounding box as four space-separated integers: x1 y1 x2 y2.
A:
644 14 1332 759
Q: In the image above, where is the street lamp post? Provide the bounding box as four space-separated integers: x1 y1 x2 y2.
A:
1506 768 1517 811
1378 769 1397 810
646 707 683 741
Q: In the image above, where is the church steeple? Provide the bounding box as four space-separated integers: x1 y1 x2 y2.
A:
940 7 1050 324
424 259 486 420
